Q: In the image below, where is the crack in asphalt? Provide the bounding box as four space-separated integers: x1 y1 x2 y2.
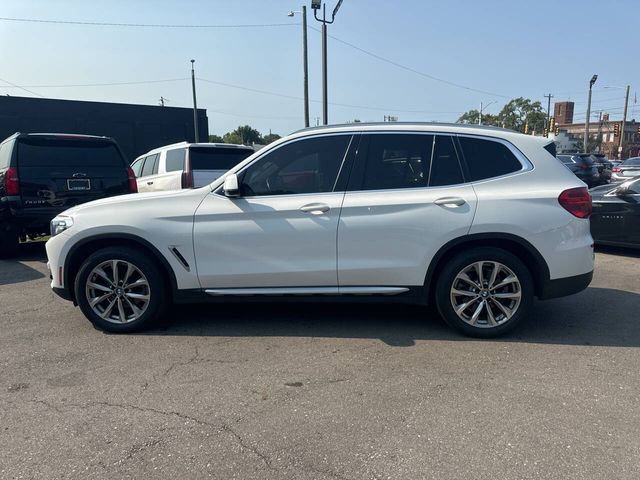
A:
28 398 276 472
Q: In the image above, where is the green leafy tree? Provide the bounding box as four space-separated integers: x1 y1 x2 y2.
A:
262 133 281 144
208 134 224 143
223 125 262 145
457 109 499 126
497 97 545 133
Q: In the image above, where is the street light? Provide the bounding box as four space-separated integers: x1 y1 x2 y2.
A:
584 74 597 152
478 100 496 125
312 0 345 125
191 59 199 143
288 7 310 128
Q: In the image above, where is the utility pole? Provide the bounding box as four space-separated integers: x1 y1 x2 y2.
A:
596 111 603 153
190 59 200 143
288 6 310 127
544 93 553 136
479 102 483 125
312 0 344 126
619 84 630 160
584 74 598 153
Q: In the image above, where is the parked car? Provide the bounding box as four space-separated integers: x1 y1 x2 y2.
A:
131 142 254 192
611 157 640 182
46 123 594 338
0 133 136 257
590 177 640 248
557 154 601 186
588 153 613 183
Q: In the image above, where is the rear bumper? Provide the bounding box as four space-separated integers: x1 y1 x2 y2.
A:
539 270 593 300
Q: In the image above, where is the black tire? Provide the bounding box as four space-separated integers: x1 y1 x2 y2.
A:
0 222 20 259
74 247 170 333
435 247 533 338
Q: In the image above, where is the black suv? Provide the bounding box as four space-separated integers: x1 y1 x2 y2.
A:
0 133 137 257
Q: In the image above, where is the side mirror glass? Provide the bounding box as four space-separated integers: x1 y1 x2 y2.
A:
223 173 240 198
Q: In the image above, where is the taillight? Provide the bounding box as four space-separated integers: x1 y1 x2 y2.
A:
4 167 19 195
181 171 193 189
558 187 592 219
612 167 621 173
126 166 138 193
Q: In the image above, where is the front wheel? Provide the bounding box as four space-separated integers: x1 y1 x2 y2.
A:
74 247 169 333
435 247 533 338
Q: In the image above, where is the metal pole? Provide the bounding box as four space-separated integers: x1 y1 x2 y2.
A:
544 93 553 136
478 102 482 125
321 4 328 125
302 6 309 128
584 85 593 152
190 59 200 143
619 85 630 159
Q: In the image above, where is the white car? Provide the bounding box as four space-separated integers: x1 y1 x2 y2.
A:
131 142 254 192
46 123 594 337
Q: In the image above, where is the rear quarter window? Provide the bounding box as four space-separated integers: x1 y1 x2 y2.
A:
17 139 124 167
458 136 523 181
0 140 13 168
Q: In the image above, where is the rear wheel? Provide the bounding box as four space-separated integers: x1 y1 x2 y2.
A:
0 222 19 258
435 247 533 338
74 247 169 333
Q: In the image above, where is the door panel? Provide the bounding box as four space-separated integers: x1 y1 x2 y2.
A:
338 185 477 286
337 132 476 287
193 192 343 288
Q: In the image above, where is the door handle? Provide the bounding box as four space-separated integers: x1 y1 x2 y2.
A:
147 181 154 185
300 203 330 215
434 197 466 208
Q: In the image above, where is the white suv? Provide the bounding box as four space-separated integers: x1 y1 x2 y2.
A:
46 123 594 337
131 142 254 192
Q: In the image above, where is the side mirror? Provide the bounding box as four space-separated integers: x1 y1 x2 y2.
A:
223 173 240 198
615 186 629 196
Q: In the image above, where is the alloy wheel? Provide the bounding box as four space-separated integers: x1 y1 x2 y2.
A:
85 259 151 324
449 261 522 328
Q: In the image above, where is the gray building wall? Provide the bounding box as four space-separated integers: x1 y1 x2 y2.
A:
0 96 208 162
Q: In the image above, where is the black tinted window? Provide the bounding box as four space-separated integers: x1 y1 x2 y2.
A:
166 148 186 172
17 139 124 167
459 137 522 181
429 136 464 186
362 134 432 190
241 135 351 196
141 153 158 177
190 147 252 171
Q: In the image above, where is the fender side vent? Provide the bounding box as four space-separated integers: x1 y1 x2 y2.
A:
169 246 190 271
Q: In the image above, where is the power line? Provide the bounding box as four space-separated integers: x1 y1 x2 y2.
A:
0 16 298 28
0 77 44 97
197 77 462 114
0 78 189 88
310 25 509 99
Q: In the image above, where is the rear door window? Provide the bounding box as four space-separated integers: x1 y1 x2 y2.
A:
166 148 186 172
141 153 158 177
458 137 523 181
189 147 253 171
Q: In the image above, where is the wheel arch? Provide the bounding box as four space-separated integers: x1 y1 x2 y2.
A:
64 234 178 303
424 233 550 300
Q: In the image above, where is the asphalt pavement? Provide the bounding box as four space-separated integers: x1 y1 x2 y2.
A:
1 242 639 479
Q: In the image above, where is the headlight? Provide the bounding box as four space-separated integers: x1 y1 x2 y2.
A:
50 216 74 237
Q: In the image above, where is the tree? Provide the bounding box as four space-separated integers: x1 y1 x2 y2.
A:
262 133 281 144
208 134 224 143
497 97 545 133
223 125 262 145
457 97 545 133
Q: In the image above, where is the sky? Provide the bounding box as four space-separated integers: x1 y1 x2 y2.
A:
1 0 639 137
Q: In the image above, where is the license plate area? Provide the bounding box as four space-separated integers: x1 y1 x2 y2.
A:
67 179 91 191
